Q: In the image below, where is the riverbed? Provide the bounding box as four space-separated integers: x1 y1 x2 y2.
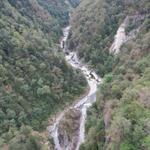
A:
48 26 101 150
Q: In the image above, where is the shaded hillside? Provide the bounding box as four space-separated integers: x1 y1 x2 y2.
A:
7 0 69 41
0 0 87 149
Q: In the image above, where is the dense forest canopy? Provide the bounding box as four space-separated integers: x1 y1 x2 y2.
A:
69 0 150 150
0 0 150 149
0 0 87 149
68 0 150 77
68 0 81 7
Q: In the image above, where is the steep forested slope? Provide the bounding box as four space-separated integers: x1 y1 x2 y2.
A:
69 0 149 77
68 0 124 76
0 0 149 149
81 17 150 150
0 0 87 149
68 0 150 150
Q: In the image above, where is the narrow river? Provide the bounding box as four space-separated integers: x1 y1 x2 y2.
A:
47 14 132 149
48 26 101 150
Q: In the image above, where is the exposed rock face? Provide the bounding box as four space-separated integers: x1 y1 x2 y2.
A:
57 108 81 150
110 14 147 55
109 18 127 54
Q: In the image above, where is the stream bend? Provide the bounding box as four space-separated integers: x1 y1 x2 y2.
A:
48 26 101 150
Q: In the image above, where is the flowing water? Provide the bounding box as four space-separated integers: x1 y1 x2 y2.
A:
48 26 101 150
48 13 145 149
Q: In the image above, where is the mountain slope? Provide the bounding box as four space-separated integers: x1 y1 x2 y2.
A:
69 0 149 77
68 0 125 76
81 17 150 149
0 0 87 149
67 0 150 149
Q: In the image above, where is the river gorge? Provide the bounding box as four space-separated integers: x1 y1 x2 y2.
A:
47 25 101 150
47 13 137 149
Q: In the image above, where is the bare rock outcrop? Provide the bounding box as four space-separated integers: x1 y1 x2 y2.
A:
57 108 81 150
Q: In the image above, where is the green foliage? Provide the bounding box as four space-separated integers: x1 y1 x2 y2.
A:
142 136 150 150
8 126 42 150
0 0 87 148
68 0 126 76
37 85 51 95
120 141 135 150
79 2 150 149
68 0 80 7
136 55 150 73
